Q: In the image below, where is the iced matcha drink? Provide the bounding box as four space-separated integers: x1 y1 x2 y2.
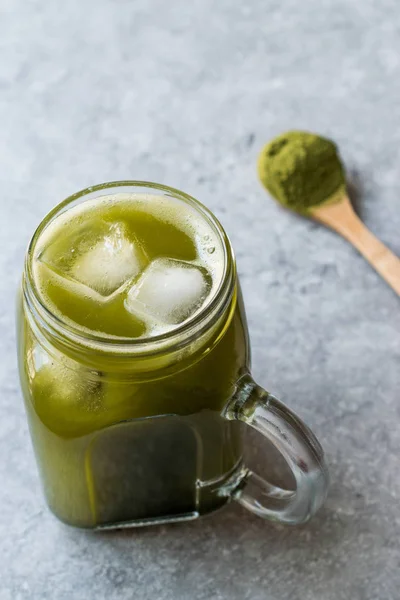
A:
18 184 249 528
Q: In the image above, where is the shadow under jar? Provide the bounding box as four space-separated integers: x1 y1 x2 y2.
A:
17 181 329 529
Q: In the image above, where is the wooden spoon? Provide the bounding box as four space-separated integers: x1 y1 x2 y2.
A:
311 194 400 296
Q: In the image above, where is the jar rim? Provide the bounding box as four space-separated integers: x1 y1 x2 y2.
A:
23 180 236 356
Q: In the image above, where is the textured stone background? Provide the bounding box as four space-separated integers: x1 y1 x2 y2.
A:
1 1 400 599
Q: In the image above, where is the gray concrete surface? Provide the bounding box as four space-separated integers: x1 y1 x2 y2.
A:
1 1 400 598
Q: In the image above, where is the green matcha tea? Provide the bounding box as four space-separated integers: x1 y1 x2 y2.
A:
18 186 249 528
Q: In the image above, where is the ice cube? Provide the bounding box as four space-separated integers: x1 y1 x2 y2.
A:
32 358 104 437
125 258 211 325
71 224 147 296
40 221 148 297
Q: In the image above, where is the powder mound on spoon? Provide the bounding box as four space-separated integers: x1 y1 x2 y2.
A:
257 130 346 214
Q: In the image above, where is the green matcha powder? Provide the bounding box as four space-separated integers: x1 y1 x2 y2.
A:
258 130 346 214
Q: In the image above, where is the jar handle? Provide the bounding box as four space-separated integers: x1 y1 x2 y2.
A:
223 374 329 524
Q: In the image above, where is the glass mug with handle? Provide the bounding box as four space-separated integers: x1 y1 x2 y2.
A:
17 181 328 529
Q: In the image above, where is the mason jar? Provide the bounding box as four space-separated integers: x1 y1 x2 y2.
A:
17 181 328 529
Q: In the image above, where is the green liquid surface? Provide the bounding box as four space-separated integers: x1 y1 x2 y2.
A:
33 193 224 339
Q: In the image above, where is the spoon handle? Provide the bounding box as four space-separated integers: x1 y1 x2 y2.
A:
313 195 400 297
